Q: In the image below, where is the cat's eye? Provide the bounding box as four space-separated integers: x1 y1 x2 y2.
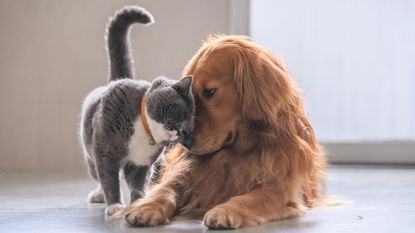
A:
165 120 181 131
203 88 217 98
166 125 175 130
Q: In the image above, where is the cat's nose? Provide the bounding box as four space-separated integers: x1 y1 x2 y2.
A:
179 128 190 138
179 128 194 150
181 137 194 151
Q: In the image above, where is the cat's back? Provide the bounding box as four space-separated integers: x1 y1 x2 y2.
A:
82 86 107 115
100 79 150 118
80 80 150 149
92 79 150 136
104 79 150 101
82 80 150 120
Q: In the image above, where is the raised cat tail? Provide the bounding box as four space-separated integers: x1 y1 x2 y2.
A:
106 6 154 81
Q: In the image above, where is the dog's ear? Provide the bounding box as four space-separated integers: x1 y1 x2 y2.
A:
234 47 294 126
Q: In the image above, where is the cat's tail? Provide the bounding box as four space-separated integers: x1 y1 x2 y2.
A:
106 6 154 82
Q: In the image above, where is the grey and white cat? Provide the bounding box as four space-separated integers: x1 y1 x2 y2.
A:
79 6 194 215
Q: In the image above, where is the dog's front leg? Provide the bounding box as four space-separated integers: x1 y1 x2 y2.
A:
121 178 186 227
203 189 306 229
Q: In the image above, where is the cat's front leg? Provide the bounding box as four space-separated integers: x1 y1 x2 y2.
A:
96 156 124 215
123 162 149 203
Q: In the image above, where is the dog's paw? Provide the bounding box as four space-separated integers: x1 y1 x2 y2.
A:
88 188 105 203
203 206 244 229
124 203 170 227
204 204 264 229
105 203 125 216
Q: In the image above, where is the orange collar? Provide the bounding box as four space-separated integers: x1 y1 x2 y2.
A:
141 92 156 145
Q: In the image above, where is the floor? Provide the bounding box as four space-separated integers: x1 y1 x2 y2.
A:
0 166 414 233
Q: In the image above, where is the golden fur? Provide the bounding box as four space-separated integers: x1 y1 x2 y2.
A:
119 35 326 229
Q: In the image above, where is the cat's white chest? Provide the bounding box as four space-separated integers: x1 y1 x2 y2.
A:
127 116 160 165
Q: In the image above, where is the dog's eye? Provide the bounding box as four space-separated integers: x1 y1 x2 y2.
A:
203 88 217 98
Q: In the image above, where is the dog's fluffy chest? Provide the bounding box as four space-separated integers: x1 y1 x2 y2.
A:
127 116 161 165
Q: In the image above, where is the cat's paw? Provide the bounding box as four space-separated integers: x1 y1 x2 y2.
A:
88 188 105 203
105 203 125 216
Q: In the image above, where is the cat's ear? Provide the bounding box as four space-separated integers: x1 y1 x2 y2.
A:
172 76 193 98
150 77 168 91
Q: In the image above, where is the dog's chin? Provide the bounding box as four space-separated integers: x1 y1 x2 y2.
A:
191 130 238 156
190 146 224 157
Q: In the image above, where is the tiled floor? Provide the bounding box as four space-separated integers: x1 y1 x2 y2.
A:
0 166 414 233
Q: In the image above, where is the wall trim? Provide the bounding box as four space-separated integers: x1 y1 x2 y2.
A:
228 0 250 35
324 142 415 165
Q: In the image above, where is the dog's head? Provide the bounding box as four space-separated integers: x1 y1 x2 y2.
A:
183 35 302 156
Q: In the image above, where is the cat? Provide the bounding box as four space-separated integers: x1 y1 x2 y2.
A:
79 6 194 215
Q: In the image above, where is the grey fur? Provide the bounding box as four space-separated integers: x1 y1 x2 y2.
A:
106 6 154 81
79 6 194 215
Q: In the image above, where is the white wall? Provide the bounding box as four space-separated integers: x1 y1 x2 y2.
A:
251 0 415 142
0 0 231 172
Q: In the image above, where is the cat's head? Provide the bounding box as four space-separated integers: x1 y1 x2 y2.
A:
145 76 194 147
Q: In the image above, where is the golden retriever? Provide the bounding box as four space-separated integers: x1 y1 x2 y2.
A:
120 35 326 229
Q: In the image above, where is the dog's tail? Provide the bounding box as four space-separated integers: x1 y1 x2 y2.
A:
314 195 351 207
106 6 154 82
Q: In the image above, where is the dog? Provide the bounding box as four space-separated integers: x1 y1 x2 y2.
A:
119 35 326 229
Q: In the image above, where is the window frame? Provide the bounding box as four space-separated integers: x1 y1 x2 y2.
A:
230 0 415 165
